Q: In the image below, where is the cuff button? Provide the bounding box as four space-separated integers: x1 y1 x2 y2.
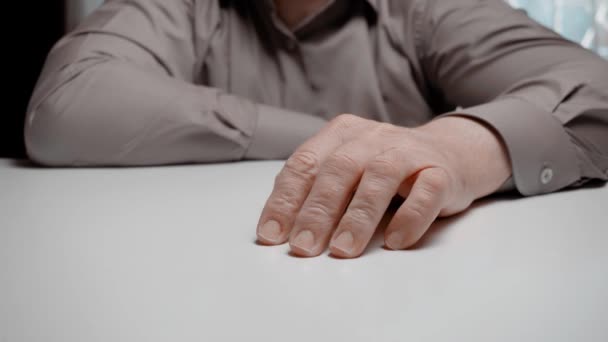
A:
540 167 554 185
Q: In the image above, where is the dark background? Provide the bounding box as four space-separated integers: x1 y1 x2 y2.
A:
3 1 65 159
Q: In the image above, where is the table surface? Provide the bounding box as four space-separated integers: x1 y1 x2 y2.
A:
1 158 607 342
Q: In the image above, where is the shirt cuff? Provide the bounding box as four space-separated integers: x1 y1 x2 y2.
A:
442 97 581 196
245 104 327 160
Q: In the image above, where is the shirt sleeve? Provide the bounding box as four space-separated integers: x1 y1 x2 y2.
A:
417 0 608 196
25 0 326 166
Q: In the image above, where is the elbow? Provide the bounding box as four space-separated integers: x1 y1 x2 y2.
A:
25 61 110 167
25 96 81 167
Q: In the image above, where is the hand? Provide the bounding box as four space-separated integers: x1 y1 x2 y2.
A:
256 114 511 258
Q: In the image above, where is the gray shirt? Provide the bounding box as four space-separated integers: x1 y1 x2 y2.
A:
26 0 608 196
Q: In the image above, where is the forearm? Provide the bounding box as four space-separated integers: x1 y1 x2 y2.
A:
440 63 608 196
25 59 241 165
25 0 327 166
420 0 608 195
26 58 326 166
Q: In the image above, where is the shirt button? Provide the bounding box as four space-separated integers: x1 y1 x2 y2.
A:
540 167 554 185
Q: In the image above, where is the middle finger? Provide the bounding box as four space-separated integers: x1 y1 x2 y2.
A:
288 141 377 257
330 148 417 258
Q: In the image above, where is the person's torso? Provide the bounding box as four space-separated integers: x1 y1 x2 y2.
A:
196 0 452 127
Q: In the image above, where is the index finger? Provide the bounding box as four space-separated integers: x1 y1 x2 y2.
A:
256 114 369 245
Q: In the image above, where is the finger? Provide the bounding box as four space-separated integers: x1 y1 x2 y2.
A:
256 114 368 245
385 167 451 250
329 148 417 258
288 142 372 257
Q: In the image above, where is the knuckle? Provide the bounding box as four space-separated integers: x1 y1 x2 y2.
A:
406 188 437 221
423 168 450 196
325 152 362 175
331 113 360 128
367 123 402 140
272 172 283 186
299 202 335 222
284 150 321 179
268 188 301 213
367 156 402 181
362 181 386 200
416 192 435 213
361 174 392 199
316 183 342 201
346 201 377 226
404 200 428 222
374 122 395 135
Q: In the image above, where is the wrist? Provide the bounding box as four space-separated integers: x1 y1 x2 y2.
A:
419 116 512 199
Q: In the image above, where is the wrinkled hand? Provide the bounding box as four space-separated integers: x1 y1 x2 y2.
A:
256 114 511 258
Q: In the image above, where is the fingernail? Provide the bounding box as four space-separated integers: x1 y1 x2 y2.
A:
258 220 282 243
332 231 355 255
292 230 315 253
386 231 405 250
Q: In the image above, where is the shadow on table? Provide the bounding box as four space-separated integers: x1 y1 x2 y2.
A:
8 158 239 169
253 179 606 259
13 157 605 258
340 194 516 257
9 159 37 168
363 179 606 257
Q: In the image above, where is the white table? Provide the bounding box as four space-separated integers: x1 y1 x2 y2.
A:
1 158 607 342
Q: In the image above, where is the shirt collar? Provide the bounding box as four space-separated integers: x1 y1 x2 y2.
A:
263 0 378 16
365 0 378 13
261 0 378 38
